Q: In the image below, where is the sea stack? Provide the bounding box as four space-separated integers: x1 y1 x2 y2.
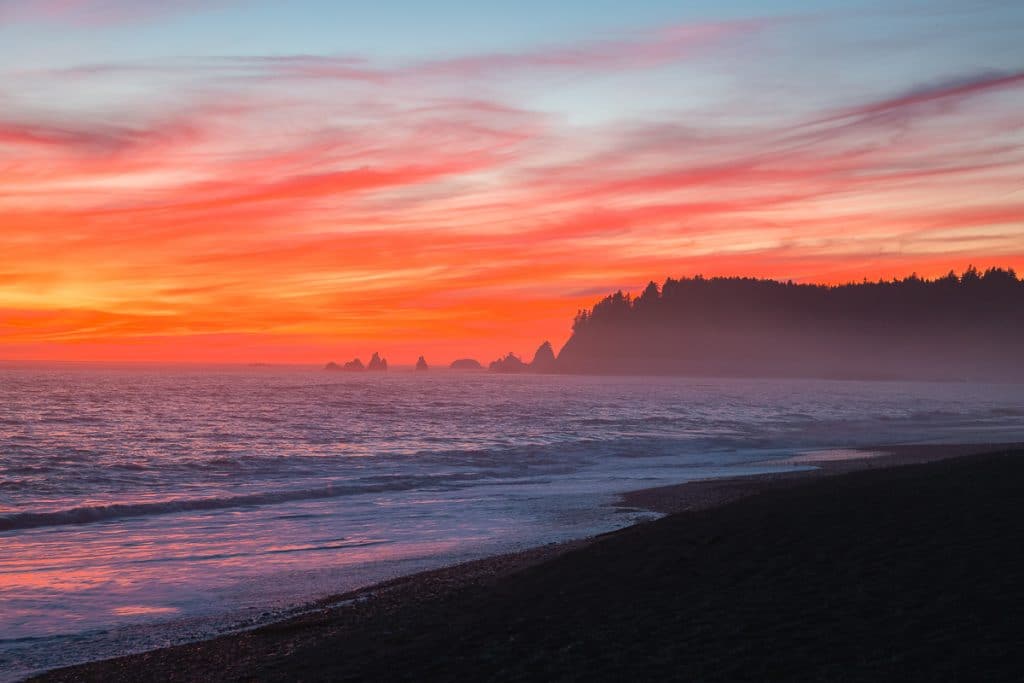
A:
367 352 388 371
415 356 429 371
343 358 365 371
528 341 558 373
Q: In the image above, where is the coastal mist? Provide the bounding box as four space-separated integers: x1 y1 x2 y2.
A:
2 365 1023 679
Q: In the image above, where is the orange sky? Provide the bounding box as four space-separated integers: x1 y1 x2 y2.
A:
1 5 1022 364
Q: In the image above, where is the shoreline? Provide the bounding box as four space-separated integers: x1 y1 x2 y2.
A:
29 440 1021 682
620 442 1004 514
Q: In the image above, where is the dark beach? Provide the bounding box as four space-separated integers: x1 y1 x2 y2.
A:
33 444 1024 682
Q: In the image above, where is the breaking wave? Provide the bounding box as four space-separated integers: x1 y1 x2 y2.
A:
0 473 488 532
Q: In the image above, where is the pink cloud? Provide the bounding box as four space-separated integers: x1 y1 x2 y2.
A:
2 14 1023 362
412 20 771 78
0 116 203 153
0 0 228 25
41 17 774 85
817 69 1024 125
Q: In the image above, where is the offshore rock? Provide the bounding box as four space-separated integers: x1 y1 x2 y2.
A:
450 359 483 370
489 353 528 373
529 341 558 373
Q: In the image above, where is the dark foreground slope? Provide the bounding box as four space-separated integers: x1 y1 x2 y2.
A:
557 268 1024 379
39 449 1024 682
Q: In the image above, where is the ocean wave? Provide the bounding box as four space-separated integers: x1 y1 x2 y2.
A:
0 474 482 532
989 407 1024 417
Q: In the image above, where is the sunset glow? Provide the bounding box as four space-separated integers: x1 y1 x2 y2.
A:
1 0 1022 363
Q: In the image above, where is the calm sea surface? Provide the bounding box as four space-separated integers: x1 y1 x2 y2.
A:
2 365 1023 679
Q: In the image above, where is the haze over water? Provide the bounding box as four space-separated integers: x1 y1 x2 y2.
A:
2 364 1023 679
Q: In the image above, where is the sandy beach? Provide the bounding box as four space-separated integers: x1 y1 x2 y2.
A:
28 441 1024 682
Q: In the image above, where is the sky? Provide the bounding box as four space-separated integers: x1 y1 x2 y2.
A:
1 0 1022 364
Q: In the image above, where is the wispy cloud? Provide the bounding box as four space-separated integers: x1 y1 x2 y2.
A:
818 69 1024 124
0 0 228 25
40 17 770 85
412 20 769 77
1 7 1022 361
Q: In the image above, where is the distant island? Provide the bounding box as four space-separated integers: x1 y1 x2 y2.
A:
450 359 483 370
556 266 1024 381
489 353 528 373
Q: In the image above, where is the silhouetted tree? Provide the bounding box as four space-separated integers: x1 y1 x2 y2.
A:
558 267 1023 380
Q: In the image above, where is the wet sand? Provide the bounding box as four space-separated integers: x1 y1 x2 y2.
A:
32 442 1024 681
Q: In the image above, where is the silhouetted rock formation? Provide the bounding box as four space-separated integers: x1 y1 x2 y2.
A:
557 267 1024 381
528 341 557 373
367 352 388 371
450 358 483 370
343 358 365 371
416 356 429 371
489 352 528 373
324 361 341 371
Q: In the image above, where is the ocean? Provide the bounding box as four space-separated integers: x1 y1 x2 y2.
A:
2 364 1023 680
